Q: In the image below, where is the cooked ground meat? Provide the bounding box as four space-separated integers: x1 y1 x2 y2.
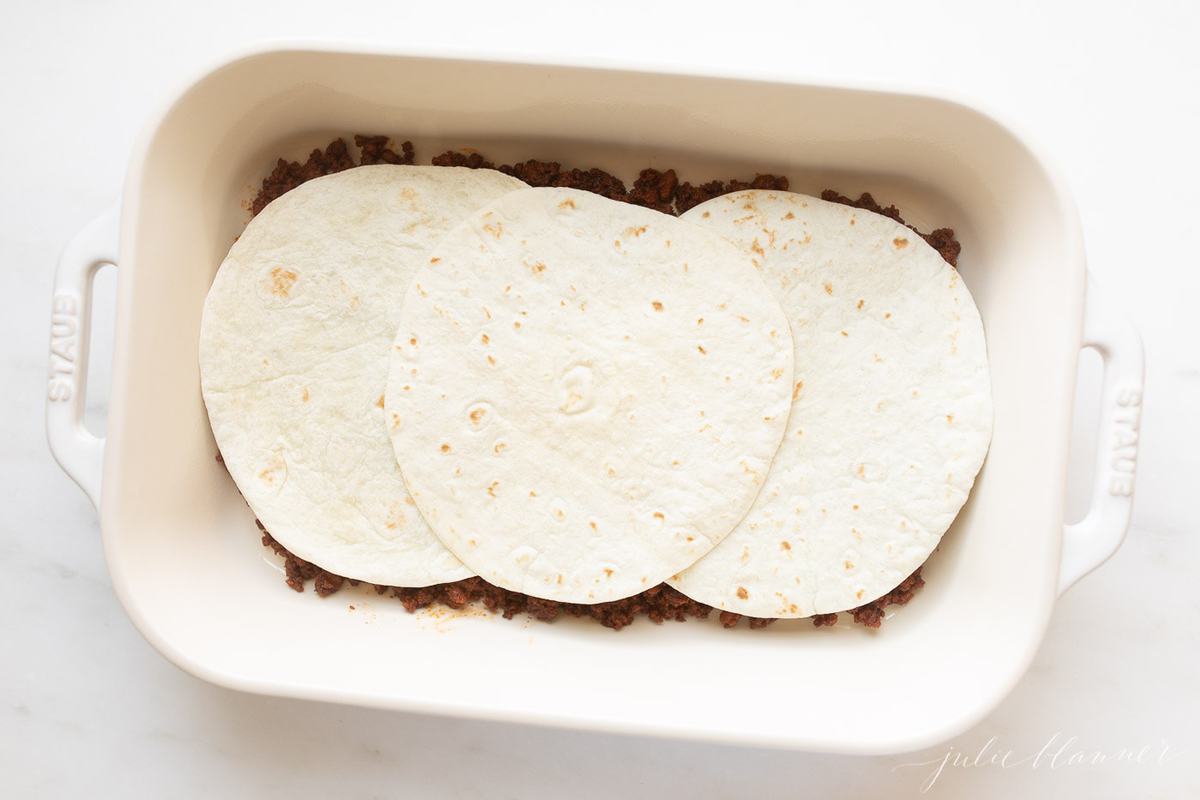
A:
244 136 958 630
258 526 715 630
431 150 495 169
355 134 415 166
819 189 961 267
674 174 792 214
500 159 630 201
627 168 679 214
260 520 923 631
427 152 789 218
250 138 356 216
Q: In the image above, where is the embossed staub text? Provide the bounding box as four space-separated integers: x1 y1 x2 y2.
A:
1109 385 1141 497
48 293 79 401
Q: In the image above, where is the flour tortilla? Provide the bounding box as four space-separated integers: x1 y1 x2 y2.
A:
200 165 525 585
387 187 794 602
670 190 992 617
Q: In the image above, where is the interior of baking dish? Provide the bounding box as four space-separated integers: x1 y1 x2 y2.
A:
103 47 1085 753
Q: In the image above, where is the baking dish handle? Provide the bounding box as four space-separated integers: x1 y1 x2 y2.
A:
45 207 119 510
1058 274 1144 595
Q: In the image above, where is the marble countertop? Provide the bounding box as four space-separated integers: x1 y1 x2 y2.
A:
3 2 1196 797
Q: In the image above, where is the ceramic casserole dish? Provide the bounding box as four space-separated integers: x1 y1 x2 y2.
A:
45 45 1144 754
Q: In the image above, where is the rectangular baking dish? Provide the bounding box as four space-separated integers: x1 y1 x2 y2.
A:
46 44 1144 754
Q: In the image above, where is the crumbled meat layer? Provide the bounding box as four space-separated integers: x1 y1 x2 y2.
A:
427 152 790 217
261 524 922 631
628 168 679 214
259 526 714 629
355 134 415 166
503 159 630 201
244 136 959 630
674 174 792 214
250 138 356 216
819 190 962 267
431 150 495 169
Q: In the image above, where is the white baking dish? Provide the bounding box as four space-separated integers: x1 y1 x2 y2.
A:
45 45 1144 754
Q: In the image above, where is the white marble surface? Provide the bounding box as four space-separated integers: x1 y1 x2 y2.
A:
3 2 1197 797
